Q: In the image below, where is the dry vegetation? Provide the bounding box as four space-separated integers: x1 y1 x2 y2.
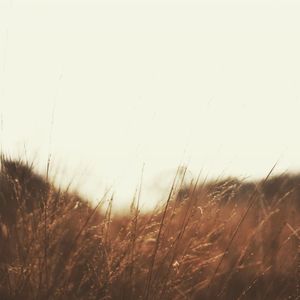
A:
0 157 299 299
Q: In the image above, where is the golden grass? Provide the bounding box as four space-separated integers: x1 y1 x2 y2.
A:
0 158 299 299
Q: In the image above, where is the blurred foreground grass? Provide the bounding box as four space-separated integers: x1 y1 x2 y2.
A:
0 157 299 299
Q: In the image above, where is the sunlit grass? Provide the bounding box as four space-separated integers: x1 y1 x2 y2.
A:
0 156 299 299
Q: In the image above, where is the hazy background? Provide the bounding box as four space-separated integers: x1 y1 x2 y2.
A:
1 0 300 208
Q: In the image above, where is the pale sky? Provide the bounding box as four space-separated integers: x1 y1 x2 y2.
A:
1 0 300 208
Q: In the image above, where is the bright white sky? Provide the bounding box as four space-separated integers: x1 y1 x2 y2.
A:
0 0 300 208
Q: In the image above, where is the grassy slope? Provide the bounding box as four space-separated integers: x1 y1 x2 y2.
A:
0 158 299 300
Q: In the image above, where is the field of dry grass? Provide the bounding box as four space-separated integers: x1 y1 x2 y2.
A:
0 157 299 299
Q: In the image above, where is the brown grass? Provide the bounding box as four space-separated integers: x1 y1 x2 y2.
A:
0 157 299 299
